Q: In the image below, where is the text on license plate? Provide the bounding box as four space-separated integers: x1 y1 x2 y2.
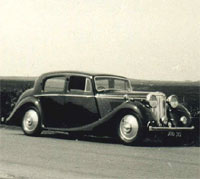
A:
168 131 182 137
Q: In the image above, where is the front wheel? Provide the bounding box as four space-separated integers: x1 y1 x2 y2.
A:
22 107 41 136
118 113 143 145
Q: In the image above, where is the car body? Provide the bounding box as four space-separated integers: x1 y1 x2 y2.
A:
6 71 195 144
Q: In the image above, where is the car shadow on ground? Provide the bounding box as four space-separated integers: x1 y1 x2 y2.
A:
39 131 199 147
2 124 199 147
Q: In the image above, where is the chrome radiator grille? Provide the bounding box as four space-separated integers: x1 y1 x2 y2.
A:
151 94 167 126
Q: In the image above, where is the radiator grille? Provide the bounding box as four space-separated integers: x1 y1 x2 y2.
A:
151 94 167 126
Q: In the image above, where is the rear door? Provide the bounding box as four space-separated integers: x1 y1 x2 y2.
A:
39 76 67 127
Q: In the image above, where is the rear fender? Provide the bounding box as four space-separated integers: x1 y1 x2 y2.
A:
6 96 42 126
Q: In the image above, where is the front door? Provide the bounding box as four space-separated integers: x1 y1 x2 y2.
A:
63 76 99 128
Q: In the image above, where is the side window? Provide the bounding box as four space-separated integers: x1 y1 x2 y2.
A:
95 79 109 90
68 76 92 93
114 79 127 90
43 77 65 93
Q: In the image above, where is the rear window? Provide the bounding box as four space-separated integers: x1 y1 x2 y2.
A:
43 77 65 93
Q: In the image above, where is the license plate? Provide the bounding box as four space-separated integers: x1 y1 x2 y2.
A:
168 131 182 138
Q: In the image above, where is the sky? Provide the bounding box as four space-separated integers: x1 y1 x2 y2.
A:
0 0 199 81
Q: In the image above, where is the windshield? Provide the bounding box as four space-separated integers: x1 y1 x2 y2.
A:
95 76 132 92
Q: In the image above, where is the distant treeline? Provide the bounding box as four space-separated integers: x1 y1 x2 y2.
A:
0 79 35 119
0 77 199 119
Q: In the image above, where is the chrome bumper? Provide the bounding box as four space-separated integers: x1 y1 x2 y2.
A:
149 126 195 132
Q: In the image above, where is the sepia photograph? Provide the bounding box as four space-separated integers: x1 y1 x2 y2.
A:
0 0 199 178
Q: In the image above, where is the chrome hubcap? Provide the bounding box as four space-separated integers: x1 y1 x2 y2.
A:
123 123 131 133
23 109 39 132
119 115 139 141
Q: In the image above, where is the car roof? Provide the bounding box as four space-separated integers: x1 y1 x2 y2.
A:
41 71 127 79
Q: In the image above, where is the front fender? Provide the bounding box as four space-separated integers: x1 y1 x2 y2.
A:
91 100 154 135
168 103 192 127
6 96 42 125
111 100 156 127
101 101 144 122
176 104 191 116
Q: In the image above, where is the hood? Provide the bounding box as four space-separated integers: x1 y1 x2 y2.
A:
97 90 165 100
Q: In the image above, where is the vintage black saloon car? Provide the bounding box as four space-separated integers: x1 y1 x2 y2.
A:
6 71 194 145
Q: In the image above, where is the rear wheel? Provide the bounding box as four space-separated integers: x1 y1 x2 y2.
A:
22 106 41 136
118 113 143 145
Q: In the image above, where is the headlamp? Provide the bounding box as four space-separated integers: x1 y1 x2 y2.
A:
167 95 178 108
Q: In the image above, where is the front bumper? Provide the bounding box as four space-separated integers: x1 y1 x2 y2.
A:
149 126 195 132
